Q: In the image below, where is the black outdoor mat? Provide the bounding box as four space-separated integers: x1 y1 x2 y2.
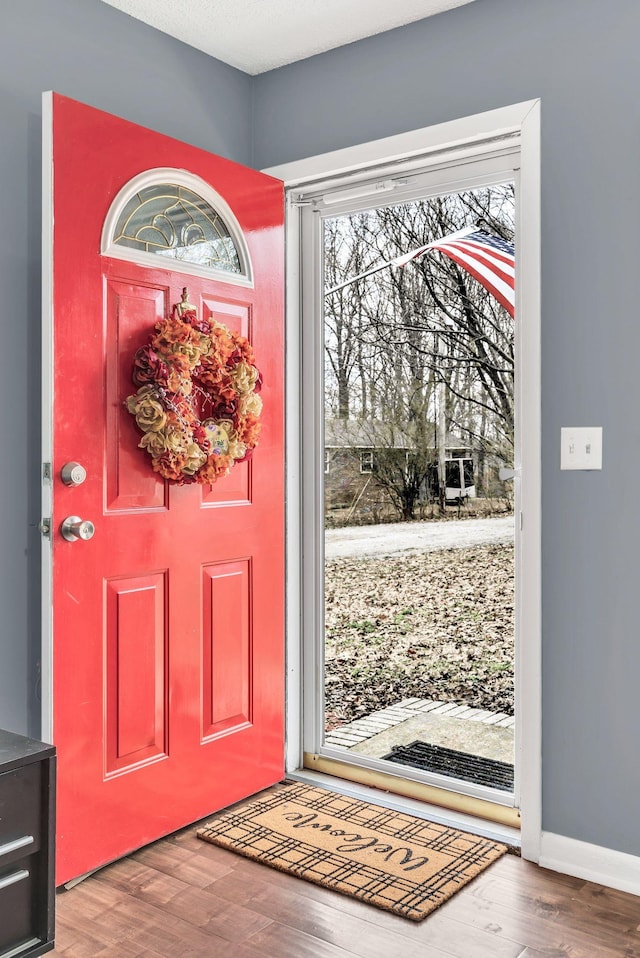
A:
383 740 514 791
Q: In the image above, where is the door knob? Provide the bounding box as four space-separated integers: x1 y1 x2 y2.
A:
61 462 87 486
61 516 95 542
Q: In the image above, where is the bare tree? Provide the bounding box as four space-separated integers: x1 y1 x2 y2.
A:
324 183 515 518
324 215 382 419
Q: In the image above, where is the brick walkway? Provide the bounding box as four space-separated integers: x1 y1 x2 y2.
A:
325 697 514 749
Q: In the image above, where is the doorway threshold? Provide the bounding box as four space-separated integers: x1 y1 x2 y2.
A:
288 766 520 848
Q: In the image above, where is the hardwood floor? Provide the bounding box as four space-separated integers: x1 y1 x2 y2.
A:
54 820 640 957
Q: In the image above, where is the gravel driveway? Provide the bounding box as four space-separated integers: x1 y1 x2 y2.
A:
325 515 514 560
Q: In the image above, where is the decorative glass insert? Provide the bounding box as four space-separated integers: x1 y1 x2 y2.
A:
112 183 242 274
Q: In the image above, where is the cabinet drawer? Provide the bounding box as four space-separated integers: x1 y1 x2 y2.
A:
0 764 42 860
0 859 38 955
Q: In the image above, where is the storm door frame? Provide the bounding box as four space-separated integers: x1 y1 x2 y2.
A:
264 98 541 863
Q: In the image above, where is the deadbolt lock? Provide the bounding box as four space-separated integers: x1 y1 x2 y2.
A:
61 462 87 487
61 516 95 542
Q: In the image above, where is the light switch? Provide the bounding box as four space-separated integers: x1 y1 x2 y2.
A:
561 427 602 470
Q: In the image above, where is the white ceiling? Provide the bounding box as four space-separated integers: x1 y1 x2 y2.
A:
101 0 476 75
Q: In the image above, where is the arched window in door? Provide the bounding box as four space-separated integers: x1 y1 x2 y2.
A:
101 168 253 286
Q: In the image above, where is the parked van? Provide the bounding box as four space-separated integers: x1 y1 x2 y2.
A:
445 457 476 501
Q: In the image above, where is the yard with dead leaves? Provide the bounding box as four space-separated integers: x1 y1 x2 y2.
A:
324 543 514 729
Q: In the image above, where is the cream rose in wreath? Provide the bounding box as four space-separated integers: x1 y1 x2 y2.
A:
125 288 263 484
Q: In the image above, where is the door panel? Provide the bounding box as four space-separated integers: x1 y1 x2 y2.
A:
105 572 168 774
105 279 169 511
202 559 252 739
199 297 253 506
200 460 251 506
48 93 284 883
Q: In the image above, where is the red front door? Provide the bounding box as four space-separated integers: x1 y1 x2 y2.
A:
46 94 285 884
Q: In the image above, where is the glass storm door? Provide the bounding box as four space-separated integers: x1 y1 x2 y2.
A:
298 150 521 824
43 93 285 884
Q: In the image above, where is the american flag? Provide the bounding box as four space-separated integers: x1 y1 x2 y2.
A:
392 227 515 317
326 226 515 317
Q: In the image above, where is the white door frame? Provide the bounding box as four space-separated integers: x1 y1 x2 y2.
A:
264 98 541 862
41 91 54 744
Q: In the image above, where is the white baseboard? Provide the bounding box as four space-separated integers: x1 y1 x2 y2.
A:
540 831 640 897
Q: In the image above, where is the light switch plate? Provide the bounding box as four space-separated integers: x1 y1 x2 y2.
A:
561 427 603 470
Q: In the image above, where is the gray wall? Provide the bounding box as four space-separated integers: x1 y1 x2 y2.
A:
253 0 640 855
0 0 252 737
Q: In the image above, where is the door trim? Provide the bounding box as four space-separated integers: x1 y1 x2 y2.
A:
41 91 54 743
303 752 521 828
265 98 541 863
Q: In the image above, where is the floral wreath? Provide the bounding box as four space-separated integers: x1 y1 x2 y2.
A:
126 288 262 484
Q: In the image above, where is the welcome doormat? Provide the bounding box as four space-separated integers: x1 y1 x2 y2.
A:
196 782 508 921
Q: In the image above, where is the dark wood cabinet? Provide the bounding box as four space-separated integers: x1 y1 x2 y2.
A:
0 730 55 957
